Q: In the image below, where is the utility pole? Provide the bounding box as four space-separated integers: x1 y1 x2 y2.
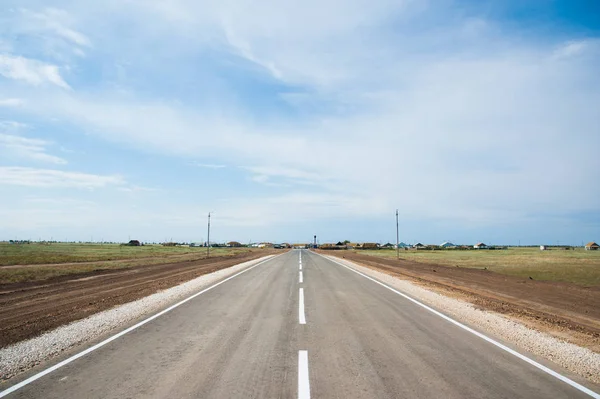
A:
207 212 212 257
396 209 400 260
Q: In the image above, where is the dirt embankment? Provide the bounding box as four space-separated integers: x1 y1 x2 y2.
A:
0 250 277 348
321 250 600 352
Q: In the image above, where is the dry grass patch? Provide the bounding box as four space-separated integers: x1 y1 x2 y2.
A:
0 243 262 284
358 247 600 286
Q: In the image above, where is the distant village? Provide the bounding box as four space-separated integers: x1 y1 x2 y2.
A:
5 239 599 251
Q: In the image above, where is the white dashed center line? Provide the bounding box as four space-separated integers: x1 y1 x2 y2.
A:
299 288 306 324
298 350 311 399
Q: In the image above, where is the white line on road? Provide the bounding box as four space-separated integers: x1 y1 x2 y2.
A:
299 271 303 284
0 254 283 399
299 288 306 324
321 254 600 399
298 350 311 399
299 263 302 271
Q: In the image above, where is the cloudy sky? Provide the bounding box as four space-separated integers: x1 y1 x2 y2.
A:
1 0 599 245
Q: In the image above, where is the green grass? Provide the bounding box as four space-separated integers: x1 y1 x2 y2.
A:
0 243 264 284
357 247 600 286
0 243 237 266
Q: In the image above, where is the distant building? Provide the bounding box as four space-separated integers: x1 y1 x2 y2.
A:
227 241 243 247
254 242 273 248
474 242 487 249
361 243 379 249
440 242 456 248
585 242 599 251
540 245 547 251
397 242 409 248
127 240 141 246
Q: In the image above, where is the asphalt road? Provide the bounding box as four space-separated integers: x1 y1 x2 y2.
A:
2 249 599 398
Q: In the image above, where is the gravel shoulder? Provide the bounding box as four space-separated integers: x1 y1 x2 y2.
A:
0 250 277 348
0 255 277 381
323 254 600 385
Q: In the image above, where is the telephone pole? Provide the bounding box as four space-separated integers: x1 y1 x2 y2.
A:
207 212 212 257
396 209 400 260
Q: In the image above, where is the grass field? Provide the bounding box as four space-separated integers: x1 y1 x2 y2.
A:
0 243 263 284
357 247 600 286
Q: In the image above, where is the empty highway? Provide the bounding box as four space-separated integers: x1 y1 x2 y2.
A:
1 250 598 398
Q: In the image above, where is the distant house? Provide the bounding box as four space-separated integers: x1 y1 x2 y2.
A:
362 243 379 249
127 240 141 246
227 241 243 247
440 242 456 248
381 243 395 249
540 245 547 251
397 242 409 248
413 243 425 249
474 242 487 249
585 242 599 251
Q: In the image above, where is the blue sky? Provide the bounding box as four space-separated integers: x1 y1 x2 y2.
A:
1 0 599 245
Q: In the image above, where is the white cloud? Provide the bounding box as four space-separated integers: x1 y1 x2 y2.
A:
244 166 329 186
0 133 67 164
189 162 227 169
118 185 159 193
22 8 92 48
553 40 590 59
0 120 27 131
2 8 92 61
0 54 70 89
0 0 598 239
0 167 124 188
0 98 24 107
18 36 599 223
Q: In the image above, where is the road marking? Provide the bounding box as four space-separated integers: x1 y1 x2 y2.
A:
321 254 600 399
298 350 310 399
0 254 282 399
299 271 303 283
299 263 302 271
299 288 306 324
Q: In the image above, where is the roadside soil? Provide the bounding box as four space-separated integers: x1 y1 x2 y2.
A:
0 250 277 348
321 250 600 352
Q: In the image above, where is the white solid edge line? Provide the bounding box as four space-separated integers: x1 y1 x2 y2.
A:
299 271 304 284
319 253 600 399
0 253 285 398
299 288 306 324
298 350 310 399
